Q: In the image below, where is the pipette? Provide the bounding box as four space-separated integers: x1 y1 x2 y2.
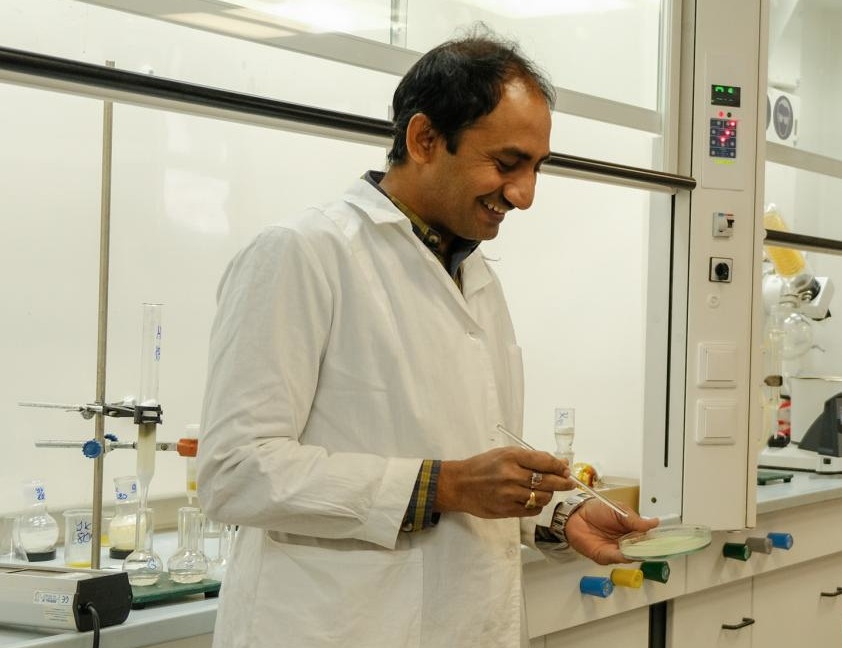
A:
495 424 629 518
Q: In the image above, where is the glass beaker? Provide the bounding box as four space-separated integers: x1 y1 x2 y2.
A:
167 507 208 584
63 509 94 568
109 476 139 559
0 516 26 562
122 507 162 586
19 479 59 561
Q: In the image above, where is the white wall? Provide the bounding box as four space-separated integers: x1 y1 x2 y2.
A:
0 0 655 515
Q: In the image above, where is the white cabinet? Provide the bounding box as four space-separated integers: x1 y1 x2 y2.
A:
671 551 842 647
670 579 753 647
752 553 842 645
544 608 649 648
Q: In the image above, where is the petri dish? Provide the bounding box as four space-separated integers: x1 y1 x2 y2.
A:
619 525 712 560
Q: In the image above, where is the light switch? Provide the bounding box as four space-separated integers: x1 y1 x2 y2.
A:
696 399 737 445
698 343 737 387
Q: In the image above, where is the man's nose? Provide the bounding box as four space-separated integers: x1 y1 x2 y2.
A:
502 171 537 210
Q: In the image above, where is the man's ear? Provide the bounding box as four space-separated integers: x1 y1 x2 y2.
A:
405 113 440 163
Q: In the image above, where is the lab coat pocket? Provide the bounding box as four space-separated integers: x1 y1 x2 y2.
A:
254 536 423 648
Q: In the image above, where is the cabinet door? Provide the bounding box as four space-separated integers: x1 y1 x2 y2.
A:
543 608 649 648
752 553 842 645
670 580 753 648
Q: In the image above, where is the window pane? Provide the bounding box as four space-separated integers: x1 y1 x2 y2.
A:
551 113 660 169
405 0 663 111
768 0 842 160
765 162 842 241
0 0 399 120
484 176 667 479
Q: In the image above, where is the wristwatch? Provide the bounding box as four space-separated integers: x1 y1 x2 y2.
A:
548 492 593 549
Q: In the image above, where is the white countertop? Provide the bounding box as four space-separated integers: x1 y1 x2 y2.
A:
756 470 842 514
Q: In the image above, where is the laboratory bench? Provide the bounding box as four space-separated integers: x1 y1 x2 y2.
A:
3 473 842 647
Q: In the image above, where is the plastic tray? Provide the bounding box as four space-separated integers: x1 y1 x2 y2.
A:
619 525 712 560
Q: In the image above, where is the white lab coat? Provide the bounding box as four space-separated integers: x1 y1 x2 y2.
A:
198 177 542 647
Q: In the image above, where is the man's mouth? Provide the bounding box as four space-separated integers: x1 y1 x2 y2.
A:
481 199 507 216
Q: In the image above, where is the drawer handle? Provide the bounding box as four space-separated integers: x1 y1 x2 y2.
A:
820 587 842 598
722 617 755 630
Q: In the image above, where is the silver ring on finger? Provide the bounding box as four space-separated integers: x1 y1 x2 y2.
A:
530 471 543 489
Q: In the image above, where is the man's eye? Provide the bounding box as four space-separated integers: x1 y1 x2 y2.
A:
496 159 516 171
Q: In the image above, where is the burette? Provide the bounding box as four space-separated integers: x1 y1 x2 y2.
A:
136 303 162 511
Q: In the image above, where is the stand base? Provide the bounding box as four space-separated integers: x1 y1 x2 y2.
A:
24 549 56 562
110 547 133 559
130 573 221 609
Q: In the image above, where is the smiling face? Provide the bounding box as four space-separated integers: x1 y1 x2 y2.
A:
391 79 552 244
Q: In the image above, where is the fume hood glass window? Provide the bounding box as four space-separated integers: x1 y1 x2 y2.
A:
763 0 842 469
767 0 842 161
551 112 659 170
405 0 662 111
0 0 400 122
761 163 842 468
221 0 664 111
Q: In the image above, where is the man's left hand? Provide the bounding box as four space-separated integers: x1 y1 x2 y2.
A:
565 499 659 565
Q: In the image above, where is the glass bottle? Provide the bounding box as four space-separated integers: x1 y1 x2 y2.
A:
768 296 813 360
168 507 209 584
553 407 575 464
109 476 139 559
122 507 163 586
18 479 59 561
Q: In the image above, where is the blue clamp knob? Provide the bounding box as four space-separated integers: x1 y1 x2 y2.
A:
580 576 613 598
767 532 793 550
82 439 103 458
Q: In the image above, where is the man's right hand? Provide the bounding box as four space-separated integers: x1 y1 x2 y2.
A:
434 447 574 518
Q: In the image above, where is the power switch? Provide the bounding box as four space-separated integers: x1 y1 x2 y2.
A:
713 212 735 237
709 257 733 283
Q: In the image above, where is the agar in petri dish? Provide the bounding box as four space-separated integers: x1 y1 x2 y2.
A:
619 525 712 560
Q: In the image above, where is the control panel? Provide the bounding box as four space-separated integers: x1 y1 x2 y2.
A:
679 0 762 530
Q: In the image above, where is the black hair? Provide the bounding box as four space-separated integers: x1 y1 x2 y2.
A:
387 27 555 165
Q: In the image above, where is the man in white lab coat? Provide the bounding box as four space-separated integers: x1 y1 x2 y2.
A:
198 29 657 648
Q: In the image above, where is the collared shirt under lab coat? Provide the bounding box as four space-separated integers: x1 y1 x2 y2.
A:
198 177 552 647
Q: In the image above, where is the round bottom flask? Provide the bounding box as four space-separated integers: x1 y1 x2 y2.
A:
168 507 209 584
122 507 162 586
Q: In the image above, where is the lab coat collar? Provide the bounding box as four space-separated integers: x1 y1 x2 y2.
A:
342 176 495 301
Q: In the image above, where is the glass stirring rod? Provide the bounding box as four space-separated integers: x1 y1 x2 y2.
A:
496 424 629 518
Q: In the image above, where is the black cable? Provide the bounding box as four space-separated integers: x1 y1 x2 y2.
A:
83 603 101 648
